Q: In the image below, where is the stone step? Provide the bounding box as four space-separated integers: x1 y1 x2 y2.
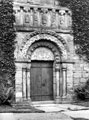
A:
32 101 55 105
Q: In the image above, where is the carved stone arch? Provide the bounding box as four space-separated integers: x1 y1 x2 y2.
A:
20 33 68 61
26 40 61 62
20 30 68 51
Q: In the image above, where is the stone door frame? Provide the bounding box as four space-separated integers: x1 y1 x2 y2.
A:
15 32 68 103
22 40 62 102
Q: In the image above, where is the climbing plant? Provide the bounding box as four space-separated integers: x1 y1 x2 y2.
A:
0 0 16 91
59 0 89 61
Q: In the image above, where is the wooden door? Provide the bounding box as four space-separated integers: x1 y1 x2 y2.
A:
30 61 53 101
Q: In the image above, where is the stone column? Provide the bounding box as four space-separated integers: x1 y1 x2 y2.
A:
22 63 31 101
15 62 23 102
26 63 31 100
55 63 60 103
59 63 63 97
22 68 27 100
62 63 67 98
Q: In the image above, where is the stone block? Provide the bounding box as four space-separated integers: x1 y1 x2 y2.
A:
73 72 82 78
73 78 80 85
16 92 23 102
80 78 88 83
82 71 89 78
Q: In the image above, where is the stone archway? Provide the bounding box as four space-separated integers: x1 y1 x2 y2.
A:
19 31 68 61
15 32 68 103
26 40 61 101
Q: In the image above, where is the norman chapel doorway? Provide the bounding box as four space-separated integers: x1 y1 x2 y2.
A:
30 61 53 101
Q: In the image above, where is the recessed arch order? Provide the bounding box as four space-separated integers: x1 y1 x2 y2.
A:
20 31 68 61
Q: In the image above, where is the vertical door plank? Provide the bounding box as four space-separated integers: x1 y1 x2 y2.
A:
41 62 53 101
30 63 42 101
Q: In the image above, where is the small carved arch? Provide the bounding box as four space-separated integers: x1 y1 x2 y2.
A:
27 40 61 62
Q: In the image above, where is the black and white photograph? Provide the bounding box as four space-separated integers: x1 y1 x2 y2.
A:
0 0 89 120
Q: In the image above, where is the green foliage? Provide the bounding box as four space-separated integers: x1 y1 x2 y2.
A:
0 82 14 105
74 79 89 101
59 0 89 61
0 0 16 88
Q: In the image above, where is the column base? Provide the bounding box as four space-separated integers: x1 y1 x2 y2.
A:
55 96 62 104
55 95 73 104
61 95 73 103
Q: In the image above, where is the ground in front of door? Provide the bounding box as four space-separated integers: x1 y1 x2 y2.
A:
0 112 72 120
1 104 89 120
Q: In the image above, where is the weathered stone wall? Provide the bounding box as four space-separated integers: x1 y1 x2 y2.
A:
73 55 89 88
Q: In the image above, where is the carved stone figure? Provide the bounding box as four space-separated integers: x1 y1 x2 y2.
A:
30 9 34 26
46 10 52 27
51 9 56 27
24 9 34 26
33 8 38 26
15 10 21 25
41 9 48 26
66 11 72 29
15 8 25 26
59 9 72 30
25 13 30 23
19 8 25 25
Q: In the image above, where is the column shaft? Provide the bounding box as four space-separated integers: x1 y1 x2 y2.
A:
27 69 30 100
22 68 27 100
63 69 67 97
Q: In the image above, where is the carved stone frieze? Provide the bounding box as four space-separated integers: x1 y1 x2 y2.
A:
14 4 72 31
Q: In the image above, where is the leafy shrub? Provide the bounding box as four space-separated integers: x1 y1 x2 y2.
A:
0 83 14 105
74 79 89 101
74 86 86 100
0 0 16 105
60 0 89 61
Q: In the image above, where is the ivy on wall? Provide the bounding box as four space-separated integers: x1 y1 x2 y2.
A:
0 0 16 87
59 0 89 61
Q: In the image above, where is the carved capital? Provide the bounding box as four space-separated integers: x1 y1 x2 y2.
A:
62 63 67 70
